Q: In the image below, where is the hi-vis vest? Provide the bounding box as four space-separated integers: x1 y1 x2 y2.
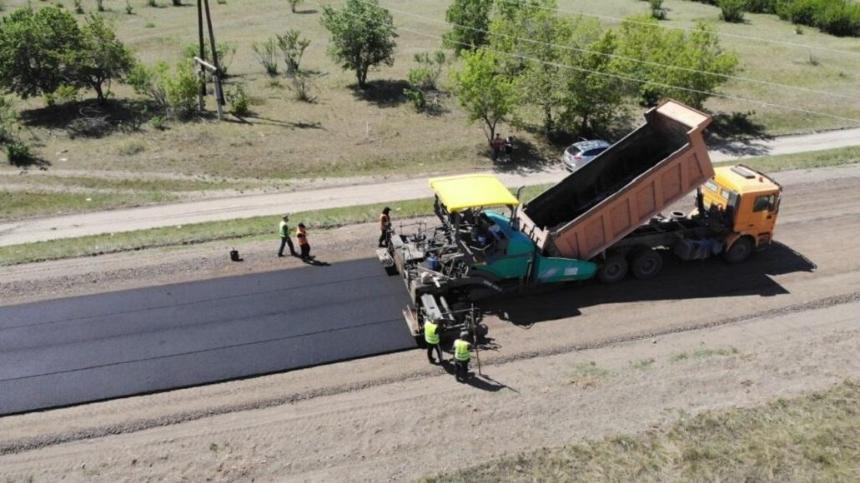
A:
453 339 471 362
279 220 289 237
424 321 440 345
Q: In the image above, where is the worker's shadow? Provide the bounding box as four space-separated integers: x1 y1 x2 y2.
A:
299 256 330 267
439 361 517 393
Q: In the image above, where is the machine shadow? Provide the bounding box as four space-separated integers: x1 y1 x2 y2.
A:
482 242 816 326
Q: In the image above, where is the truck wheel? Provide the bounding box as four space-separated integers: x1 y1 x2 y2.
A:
723 237 754 264
598 255 628 284
631 249 663 280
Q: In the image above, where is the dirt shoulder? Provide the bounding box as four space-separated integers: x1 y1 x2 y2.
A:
0 165 859 481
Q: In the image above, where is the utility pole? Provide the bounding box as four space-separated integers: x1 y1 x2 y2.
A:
194 0 224 119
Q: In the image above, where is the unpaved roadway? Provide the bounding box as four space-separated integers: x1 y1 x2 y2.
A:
2 127 859 247
0 165 859 481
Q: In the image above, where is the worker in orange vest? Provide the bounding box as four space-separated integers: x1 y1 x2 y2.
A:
378 207 392 247
296 223 311 259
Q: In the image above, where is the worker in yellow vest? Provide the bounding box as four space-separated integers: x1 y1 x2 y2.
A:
453 331 472 382
424 316 444 365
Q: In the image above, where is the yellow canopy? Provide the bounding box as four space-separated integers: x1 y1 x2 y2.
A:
428 174 520 213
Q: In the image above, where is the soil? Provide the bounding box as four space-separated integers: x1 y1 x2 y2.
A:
1 165 859 482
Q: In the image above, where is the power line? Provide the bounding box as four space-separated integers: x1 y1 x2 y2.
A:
491 0 860 57
398 25 860 126
378 0 860 102
309 0 860 125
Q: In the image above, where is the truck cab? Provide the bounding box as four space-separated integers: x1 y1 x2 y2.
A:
700 165 782 262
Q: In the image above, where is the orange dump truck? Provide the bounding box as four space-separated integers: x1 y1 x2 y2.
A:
516 100 783 282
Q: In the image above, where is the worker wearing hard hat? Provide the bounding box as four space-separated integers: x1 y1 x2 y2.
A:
453 331 472 382
424 316 444 365
277 214 297 257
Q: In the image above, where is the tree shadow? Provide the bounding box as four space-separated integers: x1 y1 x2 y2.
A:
492 137 558 174
18 99 158 138
707 111 774 157
228 114 324 130
5 153 51 169
350 79 410 108
483 241 816 326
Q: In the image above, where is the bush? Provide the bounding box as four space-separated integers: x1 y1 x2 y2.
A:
776 0 860 36
650 0 667 19
44 84 80 106
276 29 311 76
6 141 33 165
226 83 250 116
289 70 317 102
129 61 199 119
182 41 235 76
719 0 747 22
252 38 279 76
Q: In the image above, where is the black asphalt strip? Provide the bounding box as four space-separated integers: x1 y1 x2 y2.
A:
0 258 416 415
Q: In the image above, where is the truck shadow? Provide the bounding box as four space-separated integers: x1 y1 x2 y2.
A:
484 242 816 326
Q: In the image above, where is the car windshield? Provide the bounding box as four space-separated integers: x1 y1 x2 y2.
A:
565 146 582 155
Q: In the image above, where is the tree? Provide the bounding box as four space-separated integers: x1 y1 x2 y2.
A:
489 0 575 134
443 0 493 56
614 17 738 108
0 7 84 99
69 15 135 102
450 48 515 143
321 0 397 89
0 7 133 103
560 30 626 135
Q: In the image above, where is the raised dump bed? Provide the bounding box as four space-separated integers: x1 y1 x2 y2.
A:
517 100 714 260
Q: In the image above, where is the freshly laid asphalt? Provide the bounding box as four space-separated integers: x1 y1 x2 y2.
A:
0 258 416 415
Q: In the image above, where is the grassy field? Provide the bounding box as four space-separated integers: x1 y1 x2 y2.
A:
426 380 860 482
1 146 857 266
0 0 858 217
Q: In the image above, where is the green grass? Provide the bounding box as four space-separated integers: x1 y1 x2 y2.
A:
426 380 860 482
0 0 856 187
717 145 860 172
1 145 857 266
0 190 178 220
0 198 435 266
0 174 257 193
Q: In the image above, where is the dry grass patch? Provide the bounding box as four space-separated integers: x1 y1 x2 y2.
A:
428 380 860 482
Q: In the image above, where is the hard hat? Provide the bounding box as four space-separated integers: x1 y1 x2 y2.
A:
459 331 469 339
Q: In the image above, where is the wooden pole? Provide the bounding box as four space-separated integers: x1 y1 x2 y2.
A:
202 0 225 116
197 0 206 111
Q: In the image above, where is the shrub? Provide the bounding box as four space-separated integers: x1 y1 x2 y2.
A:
125 0 133 14
95 0 104 11
718 0 747 22
276 30 311 76
650 0 667 19
6 141 33 165
252 38 279 76
289 70 317 102
226 83 250 116
182 41 235 76
74 0 84 13
128 61 199 119
44 84 80 106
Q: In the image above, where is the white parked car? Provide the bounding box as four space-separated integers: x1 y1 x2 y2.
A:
562 140 610 172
